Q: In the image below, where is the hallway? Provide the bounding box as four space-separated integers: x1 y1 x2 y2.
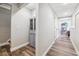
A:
47 34 77 56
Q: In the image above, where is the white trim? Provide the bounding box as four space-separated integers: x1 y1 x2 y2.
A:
42 39 56 56
0 42 9 47
55 34 60 40
36 4 39 56
70 38 79 56
0 38 10 47
11 42 29 52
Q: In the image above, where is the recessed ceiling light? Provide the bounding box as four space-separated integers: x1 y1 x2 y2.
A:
63 3 72 5
63 3 69 4
62 3 70 5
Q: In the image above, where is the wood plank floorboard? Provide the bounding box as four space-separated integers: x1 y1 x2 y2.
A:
0 44 35 56
47 34 77 56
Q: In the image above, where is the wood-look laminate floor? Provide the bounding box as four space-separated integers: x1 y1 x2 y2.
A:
47 34 77 56
0 44 35 56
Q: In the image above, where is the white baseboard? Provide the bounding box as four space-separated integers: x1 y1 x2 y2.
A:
42 39 56 56
56 34 60 40
11 42 29 52
0 42 9 47
70 38 79 56
0 38 10 47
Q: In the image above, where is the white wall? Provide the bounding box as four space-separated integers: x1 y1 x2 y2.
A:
70 6 79 55
36 3 55 56
11 5 31 51
71 6 79 29
75 14 79 55
54 15 59 39
0 8 11 44
71 13 79 55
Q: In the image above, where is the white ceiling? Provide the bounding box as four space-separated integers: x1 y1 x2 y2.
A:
49 3 79 18
25 3 37 10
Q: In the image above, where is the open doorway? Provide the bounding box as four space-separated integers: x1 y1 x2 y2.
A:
59 18 71 38
10 3 37 56
0 3 37 56
0 3 11 56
